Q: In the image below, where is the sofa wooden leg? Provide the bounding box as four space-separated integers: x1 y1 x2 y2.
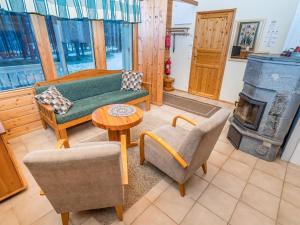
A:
115 205 123 221
41 119 47 129
58 128 70 148
61 212 69 225
179 183 185 197
145 97 151 111
55 128 61 140
202 162 207 174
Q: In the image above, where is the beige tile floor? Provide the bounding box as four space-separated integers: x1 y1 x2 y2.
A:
1 95 300 225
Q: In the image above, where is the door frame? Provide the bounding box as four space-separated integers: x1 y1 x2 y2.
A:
188 8 236 100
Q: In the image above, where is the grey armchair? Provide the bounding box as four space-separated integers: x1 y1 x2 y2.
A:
23 137 128 225
140 109 230 196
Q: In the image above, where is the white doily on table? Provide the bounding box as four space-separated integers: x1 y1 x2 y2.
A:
108 104 136 117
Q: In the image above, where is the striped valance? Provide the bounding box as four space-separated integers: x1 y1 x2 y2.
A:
0 0 141 23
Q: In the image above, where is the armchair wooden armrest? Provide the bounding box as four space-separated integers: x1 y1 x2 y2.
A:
172 115 197 127
55 139 70 150
139 131 188 169
120 135 128 185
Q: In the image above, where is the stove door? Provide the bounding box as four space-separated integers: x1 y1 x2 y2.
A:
234 93 266 130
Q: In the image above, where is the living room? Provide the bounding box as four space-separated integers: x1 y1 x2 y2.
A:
0 0 300 225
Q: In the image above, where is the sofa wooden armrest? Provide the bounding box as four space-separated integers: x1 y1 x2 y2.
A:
37 103 57 128
142 82 151 93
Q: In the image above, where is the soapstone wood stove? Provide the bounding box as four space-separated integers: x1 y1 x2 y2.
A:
227 54 300 161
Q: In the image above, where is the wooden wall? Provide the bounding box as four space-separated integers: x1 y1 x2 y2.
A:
0 89 42 139
165 0 173 62
138 0 169 105
92 20 107 69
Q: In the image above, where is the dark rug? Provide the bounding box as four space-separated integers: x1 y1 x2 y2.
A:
163 92 220 118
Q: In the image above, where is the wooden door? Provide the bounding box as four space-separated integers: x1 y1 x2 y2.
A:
189 9 235 99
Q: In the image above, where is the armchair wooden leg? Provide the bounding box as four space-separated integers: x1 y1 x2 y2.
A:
115 205 123 221
202 162 207 174
140 135 145 165
179 183 185 197
61 212 69 225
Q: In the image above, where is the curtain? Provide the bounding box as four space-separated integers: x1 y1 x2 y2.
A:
0 0 141 23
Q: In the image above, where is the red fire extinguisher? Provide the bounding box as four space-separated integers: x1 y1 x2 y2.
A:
165 34 171 50
165 58 171 75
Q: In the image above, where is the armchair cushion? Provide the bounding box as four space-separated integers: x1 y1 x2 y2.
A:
144 125 189 182
179 109 230 165
23 143 124 213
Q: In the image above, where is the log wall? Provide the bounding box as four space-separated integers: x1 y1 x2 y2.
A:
0 88 42 139
138 0 169 105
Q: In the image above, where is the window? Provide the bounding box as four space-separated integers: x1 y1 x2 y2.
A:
104 21 133 70
46 17 95 76
0 10 45 91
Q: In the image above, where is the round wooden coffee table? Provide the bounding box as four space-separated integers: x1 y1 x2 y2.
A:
92 104 143 147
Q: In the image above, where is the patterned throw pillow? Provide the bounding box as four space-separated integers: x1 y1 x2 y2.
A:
121 71 143 91
35 86 73 115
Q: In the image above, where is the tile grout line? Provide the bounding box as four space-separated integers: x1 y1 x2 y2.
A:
254 159 287 179
226 149 257 224
221 165 285 200
129 178 174 225
226 154 283 223
216 148 289 200
278 181 300 209
196 183 234 224
246 169 285 199
275 159 288 225
179 149 236 225
146 182 185 225
152 204 180 225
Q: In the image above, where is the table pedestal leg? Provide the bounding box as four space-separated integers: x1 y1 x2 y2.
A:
108 129 138 148
108 130 121 141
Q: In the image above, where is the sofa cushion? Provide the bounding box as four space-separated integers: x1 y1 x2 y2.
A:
121 71 143 91
35 86 73 115
35 74 122 101
56 89 148 124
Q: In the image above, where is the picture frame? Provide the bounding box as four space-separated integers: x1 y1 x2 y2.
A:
236 21 261 51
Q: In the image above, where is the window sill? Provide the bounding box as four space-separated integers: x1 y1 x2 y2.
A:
228 57 248 63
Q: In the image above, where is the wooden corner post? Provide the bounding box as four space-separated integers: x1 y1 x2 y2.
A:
30 14 57 81
92 20 107 69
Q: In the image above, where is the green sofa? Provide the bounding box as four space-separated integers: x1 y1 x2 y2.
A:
34 69 151 142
